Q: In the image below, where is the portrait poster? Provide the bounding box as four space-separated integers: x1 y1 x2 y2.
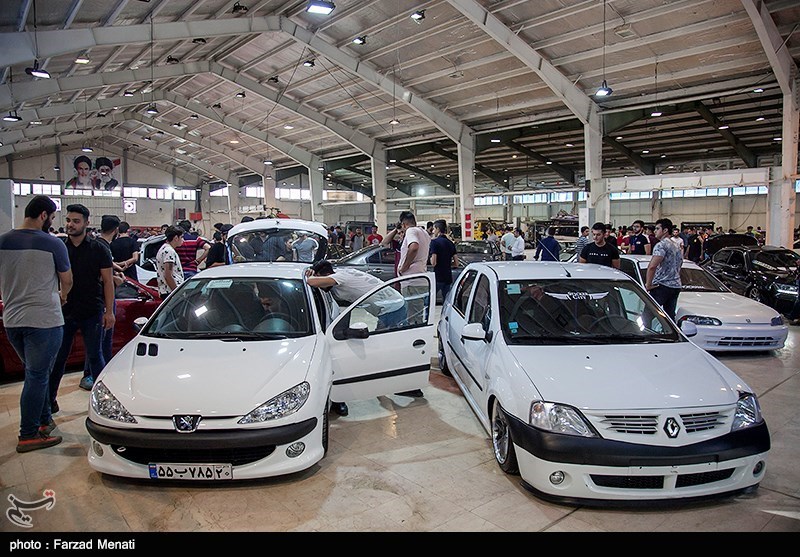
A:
63 154 123 191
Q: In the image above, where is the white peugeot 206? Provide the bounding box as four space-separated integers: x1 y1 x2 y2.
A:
437 261 770 504
86 248 435 480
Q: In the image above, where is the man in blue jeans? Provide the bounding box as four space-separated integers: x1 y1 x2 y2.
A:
49 204 115 412
0 196 73 452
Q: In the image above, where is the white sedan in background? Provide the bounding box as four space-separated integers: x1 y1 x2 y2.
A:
438 261 770 504
86 262 435 481
618 255 788 351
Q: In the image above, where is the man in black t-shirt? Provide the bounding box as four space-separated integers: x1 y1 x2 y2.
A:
205 224 233 267
685 232 703 263
579 222 620 268
110 221 140 280
429 221 458 302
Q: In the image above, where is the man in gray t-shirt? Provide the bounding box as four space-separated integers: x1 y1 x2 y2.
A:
0 196 73 452
645 218 683 322
291 233 318 263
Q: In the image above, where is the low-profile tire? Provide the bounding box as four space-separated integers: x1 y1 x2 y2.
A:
438 337 452 377
491 399 519 475
746 286 762 303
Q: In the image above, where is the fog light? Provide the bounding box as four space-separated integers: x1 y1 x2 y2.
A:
549 471 565 485
753 461 765 476
286 442 305 458
92 440 104 457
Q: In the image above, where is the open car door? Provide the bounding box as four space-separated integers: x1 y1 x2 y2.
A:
327 273 435 402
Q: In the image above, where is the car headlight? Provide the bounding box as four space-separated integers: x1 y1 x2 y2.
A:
679 315 722 326
774 283 799 295
529 401 596 437
91 381 137 424
238 382 310 424
771 315 784 326
731 392 764 431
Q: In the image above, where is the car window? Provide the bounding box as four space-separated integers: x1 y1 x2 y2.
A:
618 258 639 282
468 274 491 331
228 228 328 264
453 270 478 316
143 277 312 339
497 279 679 345
379 248 396 265
332 275 431 338
680 267 728 292
726 251 745 268
753 250 800 271
311 288 331 332
712 250 731 265
366 251 382 264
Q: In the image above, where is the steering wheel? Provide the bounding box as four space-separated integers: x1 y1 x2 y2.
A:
260 311 302 331
587 314 631 333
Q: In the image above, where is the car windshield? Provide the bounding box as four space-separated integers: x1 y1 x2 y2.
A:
678 267 728 292
333 245 376 264
498 279 681 345
228 228 327 264
143 277 312 339
456 242 491 254
752 250 800 271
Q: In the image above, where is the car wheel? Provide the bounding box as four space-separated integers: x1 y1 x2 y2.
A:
491 399 519 475
746 287 762 303
437 336 452 377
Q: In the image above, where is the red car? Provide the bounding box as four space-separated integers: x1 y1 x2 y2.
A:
0 278 162 379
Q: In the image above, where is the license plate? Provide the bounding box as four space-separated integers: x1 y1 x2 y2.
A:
148 463 232 480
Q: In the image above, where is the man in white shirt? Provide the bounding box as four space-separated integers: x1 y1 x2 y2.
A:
501 226 515 261
156 226 185 296
667 227 685 253
511 228 526 260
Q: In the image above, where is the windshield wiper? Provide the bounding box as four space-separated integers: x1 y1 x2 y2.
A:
188 332 288 340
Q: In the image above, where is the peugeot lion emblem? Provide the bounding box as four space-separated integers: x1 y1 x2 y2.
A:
664 417 681 438
173 415 201 433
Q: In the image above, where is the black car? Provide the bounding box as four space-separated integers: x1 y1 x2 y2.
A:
701 245 799 314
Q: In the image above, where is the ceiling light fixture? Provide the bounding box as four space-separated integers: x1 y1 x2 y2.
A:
756 116 765 121
303 59 315 67
25 1 50 79
53 164 60 170
411 10 425 22
306 1 335 15
595 0 612 97
81 145 93 153
353 35 367 45
235 91 246 98
144 136 152 141
3 111 22 122
166 55 180 65
268 76 279 83
263 160 273 165
75 56 91 64
753 88 764 93
231 2 248 14
123 90 134 97
192 38 207 45
283 124 294 130
190 114 199 119
146 104 159 115
389 118 399 125
211 102 222 109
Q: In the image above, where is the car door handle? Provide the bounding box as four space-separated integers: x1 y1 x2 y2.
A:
373 269 383 274
412 339 426 348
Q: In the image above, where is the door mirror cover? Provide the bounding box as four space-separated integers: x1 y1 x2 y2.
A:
461 322 486 341
680 320 698 337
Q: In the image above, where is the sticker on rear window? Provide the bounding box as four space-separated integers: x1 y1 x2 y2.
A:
207 279 233 289
505 283 521 295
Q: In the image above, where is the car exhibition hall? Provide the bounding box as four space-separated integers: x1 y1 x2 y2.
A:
0 0 799 535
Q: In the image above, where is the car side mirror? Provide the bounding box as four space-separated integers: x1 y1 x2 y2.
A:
347 321 370 339
461 322 486 341
680 321 698 337
133 316 148 332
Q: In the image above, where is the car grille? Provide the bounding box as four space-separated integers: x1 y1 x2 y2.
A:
595 410 728 436
714 336 781 347
590 468 734 490
111 445 275 466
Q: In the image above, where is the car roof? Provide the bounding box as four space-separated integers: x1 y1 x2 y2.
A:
465 261 632 281
619 254 703 270
191 262 309 280
227 218 329 238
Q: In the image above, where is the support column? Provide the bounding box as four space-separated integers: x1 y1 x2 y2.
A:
651 190 661 221
766 92 798 247
584 122 608 225
308 160 324 222
371 150 387 234
263 170 276 213
457 139 476 239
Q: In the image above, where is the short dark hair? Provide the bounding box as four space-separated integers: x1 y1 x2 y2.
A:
24 195 57 219
118 221 131 233
655 218 674 233
164 225 184 242
213 231 223 241
633 219 645 228
580 226 589 233
434 221 447 234
310 259 335 276
100 214 120 233
241 216 255 223
546 226 556 236
399 211 417 225
591 222 606 233
178 219 192 232
66 203 90 220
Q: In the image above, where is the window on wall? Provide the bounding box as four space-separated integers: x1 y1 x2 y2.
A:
550 192 573 203
609 191 652 200
14 182 61 196
322 190 367 201
210 186 229 197
121 186 196 200
244 186 264 198
275 188 310 200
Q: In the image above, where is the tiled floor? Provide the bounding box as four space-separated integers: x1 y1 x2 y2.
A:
2 326 799 533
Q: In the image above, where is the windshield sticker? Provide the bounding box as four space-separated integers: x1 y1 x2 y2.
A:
546 291 608 301
183 281 200 290
508 321 518 333
506 283 521 295
206 279 233 289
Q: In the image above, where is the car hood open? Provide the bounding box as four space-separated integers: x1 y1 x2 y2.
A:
100 335 318 416
677 291 779 324
509 343 745 410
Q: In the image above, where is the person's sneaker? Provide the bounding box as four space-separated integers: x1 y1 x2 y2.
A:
50 400 59 414
394 389 424 398
330 402 349 416
39 418 57 436
79 375 94 391
16 432 63 453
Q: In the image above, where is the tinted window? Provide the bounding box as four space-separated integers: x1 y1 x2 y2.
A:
753 250 800 270
680 267 728 292
727 251 745 268
712 250 731 265
619 258 639 281
453 270 478 316
468 275 491 331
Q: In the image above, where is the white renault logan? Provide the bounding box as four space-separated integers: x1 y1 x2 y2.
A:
86 262 434 481
437 261 770 504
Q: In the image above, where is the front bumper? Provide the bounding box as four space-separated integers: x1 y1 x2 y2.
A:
692 324 788 351
506 412 770 503
86 416 324 480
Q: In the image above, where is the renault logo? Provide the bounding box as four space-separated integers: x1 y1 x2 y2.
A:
664 417 681 438
173 415 201 433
